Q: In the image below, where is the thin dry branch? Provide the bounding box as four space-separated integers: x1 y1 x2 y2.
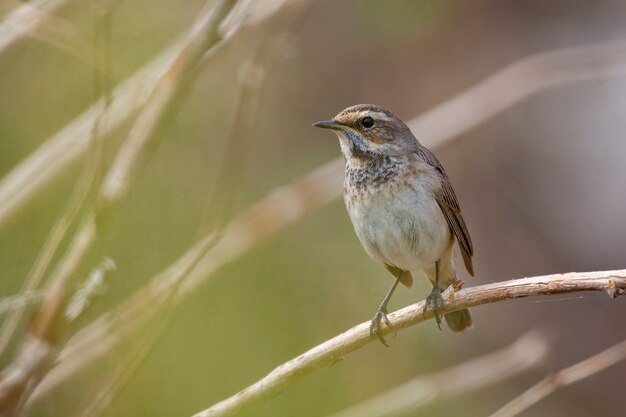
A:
489 338 626 417
326 331 548 417
192 271 625 417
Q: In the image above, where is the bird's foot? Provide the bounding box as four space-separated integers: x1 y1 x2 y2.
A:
369 306 393 347
424 286 444 330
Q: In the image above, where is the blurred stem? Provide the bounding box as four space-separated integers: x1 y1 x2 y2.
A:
202 44 269 233
97 0 239 208
489 338 626 417
0 291 46 317
0 0 293 233
0 1 245 414
0 0 69 54
4 33 626 233
70 39 273 417
326 331 548 417
0 6 115 357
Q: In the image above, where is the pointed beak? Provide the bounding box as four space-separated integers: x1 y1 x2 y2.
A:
312 119 344 130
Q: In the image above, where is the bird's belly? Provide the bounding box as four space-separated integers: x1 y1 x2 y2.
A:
346 184 450 271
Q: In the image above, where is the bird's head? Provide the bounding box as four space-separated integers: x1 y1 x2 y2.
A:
313 104 418 160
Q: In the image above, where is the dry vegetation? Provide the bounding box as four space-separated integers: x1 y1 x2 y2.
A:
0 1 625 417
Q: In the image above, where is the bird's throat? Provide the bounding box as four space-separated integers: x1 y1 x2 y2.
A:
345 155 405 192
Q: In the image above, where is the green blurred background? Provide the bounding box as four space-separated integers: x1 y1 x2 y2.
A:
1 0 625 416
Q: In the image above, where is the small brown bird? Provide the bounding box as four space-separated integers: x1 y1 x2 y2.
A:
314 104 474 345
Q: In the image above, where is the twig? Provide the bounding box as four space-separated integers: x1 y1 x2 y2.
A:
489 338 626 417
326 331 548 417
191 271 625 417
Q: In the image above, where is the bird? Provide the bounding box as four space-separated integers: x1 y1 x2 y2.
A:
313 104 474 345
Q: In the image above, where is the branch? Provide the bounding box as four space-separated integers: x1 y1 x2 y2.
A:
191 271 625 417
326 331 548 417
489 338 626 417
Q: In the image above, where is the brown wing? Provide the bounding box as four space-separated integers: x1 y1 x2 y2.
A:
417 146 474 276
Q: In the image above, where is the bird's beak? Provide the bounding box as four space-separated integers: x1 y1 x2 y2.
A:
312 119 344 130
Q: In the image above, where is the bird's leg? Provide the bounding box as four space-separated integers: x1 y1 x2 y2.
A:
425 260 444 330
370 277 401 346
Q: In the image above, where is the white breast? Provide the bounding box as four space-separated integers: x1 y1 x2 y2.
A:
345 173 451 272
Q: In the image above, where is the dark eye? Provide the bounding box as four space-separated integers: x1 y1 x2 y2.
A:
361 116 374 128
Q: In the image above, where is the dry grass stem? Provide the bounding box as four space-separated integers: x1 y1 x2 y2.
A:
0 0 248 413
3 12 625 415
98 0 239 207
489 338 626 417
192 271 625 417
0 0 114 361
326 331 548 417
0 0 69 54
0 0 304 232
0 291 46 317
407 39 626 147
26 156 345 407
65 39 278 417
2 37 626 232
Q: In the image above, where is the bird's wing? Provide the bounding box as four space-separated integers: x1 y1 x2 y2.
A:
416 146 474 276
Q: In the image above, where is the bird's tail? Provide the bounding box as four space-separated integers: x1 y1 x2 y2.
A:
424 244 473 332
443 308 473 333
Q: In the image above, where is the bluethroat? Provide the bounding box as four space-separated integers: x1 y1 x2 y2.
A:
314 104 474 345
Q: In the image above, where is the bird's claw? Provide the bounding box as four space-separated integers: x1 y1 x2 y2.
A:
370 307 394 346
424 286 444 330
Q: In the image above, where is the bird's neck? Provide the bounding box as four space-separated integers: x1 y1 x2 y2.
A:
345 154 407 192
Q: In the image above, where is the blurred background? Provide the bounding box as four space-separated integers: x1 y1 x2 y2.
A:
0 0 625 416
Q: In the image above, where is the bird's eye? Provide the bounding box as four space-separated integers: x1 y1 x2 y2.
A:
361 116 374 128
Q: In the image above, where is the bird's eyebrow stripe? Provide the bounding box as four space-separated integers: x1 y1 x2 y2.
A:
356 111 394 121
